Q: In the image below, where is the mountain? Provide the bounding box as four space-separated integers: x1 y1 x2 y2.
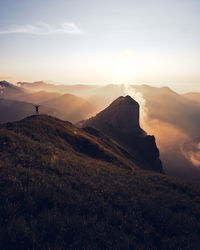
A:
0 96 95 124
17 82 200 131
0 80 26 99
15 90 62 104
0 81 62 104
184 92 200 103
17 82 127 110
0 81 96 123
18 81 100 97
1 114 200 249
81 95 142 134
131 84 200 136
80 96 163 172
0 99 59 123
20 82 200 133
15 82 200 136
41 93 96 123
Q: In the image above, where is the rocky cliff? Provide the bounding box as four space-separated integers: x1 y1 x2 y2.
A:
79 95 163 172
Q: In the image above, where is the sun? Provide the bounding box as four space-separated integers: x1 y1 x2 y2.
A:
112 51 135 83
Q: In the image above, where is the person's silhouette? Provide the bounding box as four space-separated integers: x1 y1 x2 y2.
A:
33 105 40 115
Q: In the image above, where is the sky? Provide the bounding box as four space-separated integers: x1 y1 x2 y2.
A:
0 0 200 93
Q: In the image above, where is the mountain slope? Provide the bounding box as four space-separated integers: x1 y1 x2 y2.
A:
0 81 62 104
0 80 26 99
0 115 200 249
0 84 96 123
0 115 136 169
41 93 96 123
15 90 62 104
80 96 163 172
0 99 60 123
184 92 200 103
18 81 100 97
131 84 200 137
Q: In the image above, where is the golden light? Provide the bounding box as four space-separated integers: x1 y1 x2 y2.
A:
111 51 135 84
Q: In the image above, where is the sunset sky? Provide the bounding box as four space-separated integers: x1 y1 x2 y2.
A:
0 0 200 92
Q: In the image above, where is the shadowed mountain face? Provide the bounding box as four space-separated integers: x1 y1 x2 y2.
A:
1 115 200 249
80 96 163 173
83 96 141 134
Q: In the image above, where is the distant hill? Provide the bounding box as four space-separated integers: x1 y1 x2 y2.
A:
0 81 97 123
18 81 100 98
0 81 62 104
16 90 62 104
0 115 200 249
0 99 59 123
184 92 200 103
0 80 26 99
131 84 200 137
41 93 96 123
18 83 200 133
80 96 163 172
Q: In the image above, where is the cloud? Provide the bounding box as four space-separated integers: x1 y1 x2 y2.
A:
123 84 148 125
181 139 200 168
0 22 82 35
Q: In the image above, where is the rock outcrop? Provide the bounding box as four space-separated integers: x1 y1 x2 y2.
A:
79 95 163 172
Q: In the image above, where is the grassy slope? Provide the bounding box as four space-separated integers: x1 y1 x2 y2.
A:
0 115 200 250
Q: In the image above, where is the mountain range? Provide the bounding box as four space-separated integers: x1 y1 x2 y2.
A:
1 80 200 183
17 80 200 182
0 81 96 123
17 81 200 137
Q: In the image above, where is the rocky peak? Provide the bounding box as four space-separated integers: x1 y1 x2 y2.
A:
110 95 139 107
80 96 163 173
0 81 20 90
0 81 11 87
86 95 141 134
